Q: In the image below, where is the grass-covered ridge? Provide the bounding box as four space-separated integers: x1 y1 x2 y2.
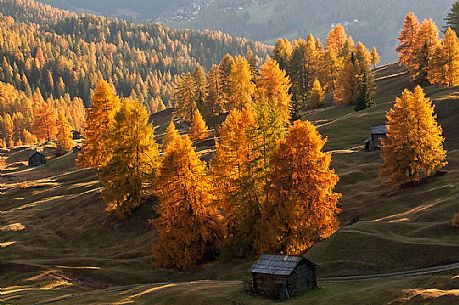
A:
1 63 459 304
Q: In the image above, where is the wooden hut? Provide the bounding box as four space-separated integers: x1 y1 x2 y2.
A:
72 130 83 140
250 254 317 300
365 124 387 151
28 151 46 167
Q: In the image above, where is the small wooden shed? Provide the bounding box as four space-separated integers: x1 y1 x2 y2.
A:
72 130 83 140
28 151 46 167
365 124 387 151
250 254 317 300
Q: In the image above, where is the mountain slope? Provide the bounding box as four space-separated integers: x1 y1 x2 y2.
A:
0 0 270 106
38 0 454 63
2 63 459 304
38 0 190 19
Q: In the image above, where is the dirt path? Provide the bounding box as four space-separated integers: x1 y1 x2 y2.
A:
319 262 459 282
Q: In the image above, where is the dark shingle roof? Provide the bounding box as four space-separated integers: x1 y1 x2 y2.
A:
250 254 308 276
28 150 45 159
370 125 387 135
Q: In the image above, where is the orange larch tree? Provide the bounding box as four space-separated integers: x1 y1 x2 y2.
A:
308 79 325 109
410 19 441 84
334 54 360 105
100 99 160 218
55 112 73 155
381 86 447 186
211 108 257 256
326 24 347 57
273 38 293 72
428 28 459 87
319 47 343 93
261 121 341 255
227 55 255 111
370 47 381 69
189 108 208 143
163 118 180 148
256 58 292 124
154 135 222 270
397 12 420 67
78 80 120 169
32 100 57 142
204 64 226 122
173 73 198 122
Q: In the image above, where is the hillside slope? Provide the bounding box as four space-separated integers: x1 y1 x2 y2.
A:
36 0 454 63
1 64 459 304
0 0 270 106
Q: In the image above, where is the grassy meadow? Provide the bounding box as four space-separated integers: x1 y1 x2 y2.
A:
1 64 458 304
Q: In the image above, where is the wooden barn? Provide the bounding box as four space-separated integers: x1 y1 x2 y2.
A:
28 151 46 167
365 124 387 151
250 254 317 300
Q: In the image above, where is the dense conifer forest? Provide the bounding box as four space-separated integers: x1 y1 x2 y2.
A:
0 0 270 108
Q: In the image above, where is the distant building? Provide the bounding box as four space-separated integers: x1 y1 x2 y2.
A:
250 254 317 300
365 124 387 151
28 150 46 167
72 130 83 140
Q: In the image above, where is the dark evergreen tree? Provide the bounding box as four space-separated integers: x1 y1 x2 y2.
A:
445 1 459 35
354 70 376 111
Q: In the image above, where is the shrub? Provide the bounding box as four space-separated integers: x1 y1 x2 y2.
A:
452 212 459 227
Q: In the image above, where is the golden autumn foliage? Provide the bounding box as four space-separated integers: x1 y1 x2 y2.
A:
334 40 374 106
309 79 325 109
100 99 160 218
256 58 292 124
154 135 222 270
410 19 441 84
55 112 73 155
231 98 286 256
289 35 320 115
32 100 57 142
78 80 120 169
334 56 360 105
326 24 347 57
273 39 293 72
173 73 198 122
2 113 13 147
397 12 420 67
227 55 255 111
381 86 447 186
428 28 459 87
205 64 226 120
189 109 208 143
211 108 257 242
163 119 180 148
23 129 37 145
370 47 381 69
319 47 343 93
261 121 341 255
355 42 372 70
398 14 459 88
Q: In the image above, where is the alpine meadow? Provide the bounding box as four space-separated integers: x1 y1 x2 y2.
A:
1 0 459 304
